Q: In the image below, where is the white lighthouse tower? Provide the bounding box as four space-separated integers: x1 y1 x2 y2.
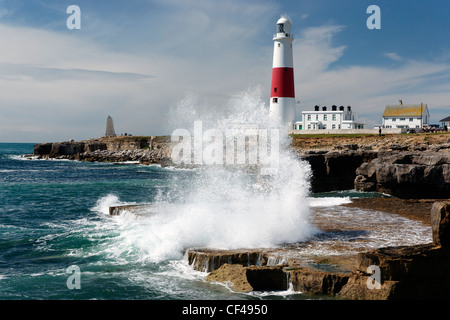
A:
269 15 296 130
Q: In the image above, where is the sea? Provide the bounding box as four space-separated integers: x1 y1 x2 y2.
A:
0 142 433 303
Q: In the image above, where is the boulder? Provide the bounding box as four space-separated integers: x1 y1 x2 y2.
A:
338 275 399 300
287 268 350 296
206 264 288 292
353 243 450 299
206 264 253 292
186 249 269 273
33 143 53 156
85 141 107 153
354 152 450 198
430 201 450 247
301 149 378 192
48 141 85 157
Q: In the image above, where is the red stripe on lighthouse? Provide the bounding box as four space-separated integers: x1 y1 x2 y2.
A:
270 67 295 98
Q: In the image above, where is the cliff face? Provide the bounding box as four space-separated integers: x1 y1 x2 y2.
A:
300 147 378 192
296 135 450 198
33 136 175 165
355 152 450 198
33 134 450 198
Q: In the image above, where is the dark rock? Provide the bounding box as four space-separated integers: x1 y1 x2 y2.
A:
302 150 378 192
206 264 253 292
186 199 450 299
33 143 53 156
205 264 288 292
33 137 450 198
431 202 450 247
287 268 349 296
186 249 268 273
338 275 399 300
354 243 450 299
246 265 288 291
49 141 85 157
85 141 107 153
354 152 450 198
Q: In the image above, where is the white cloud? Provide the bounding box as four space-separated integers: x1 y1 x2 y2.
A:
1 2 450 142
0 1 278 142
383 52 403 62
291 25 450 126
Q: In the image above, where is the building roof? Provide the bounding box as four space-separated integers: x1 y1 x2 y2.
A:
382 104 428 117
440 116 450 122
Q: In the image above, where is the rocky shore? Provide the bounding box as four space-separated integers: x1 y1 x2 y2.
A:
32 136 175 166
184 201 450 300
295 134 450 198
33 133 450 198
34 133 450 299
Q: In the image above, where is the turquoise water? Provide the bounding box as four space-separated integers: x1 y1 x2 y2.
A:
0 143 210 299
0 143 308 300
0 143 432 301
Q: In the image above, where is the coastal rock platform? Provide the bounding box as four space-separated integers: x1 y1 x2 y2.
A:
187 201 450 299
109 199 450 299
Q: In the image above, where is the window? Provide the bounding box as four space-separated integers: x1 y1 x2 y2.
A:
332 124 336 129
316 115 319 120
400 118 405 121
274 87 277 93
277 23 284 33
332 114 336 121
323 124 327 129
392 118 396 122
323 114 327 121
278 43 280 47
409 118 413 122
307 115 311 121
338 125 341 129
272 98 278 103
308 124 311 129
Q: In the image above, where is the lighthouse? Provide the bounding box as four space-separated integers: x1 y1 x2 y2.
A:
269 15 296 130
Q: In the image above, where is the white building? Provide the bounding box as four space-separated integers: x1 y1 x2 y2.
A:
382 104 430 129
295 105 364 131
440 116 450 129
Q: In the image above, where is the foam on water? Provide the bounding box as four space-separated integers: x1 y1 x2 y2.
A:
91 87 317 263
308 197 352 207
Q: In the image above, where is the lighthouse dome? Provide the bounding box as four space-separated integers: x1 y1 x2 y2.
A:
276 16 291 35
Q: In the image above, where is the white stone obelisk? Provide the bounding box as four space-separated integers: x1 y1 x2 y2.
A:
105 116 116 137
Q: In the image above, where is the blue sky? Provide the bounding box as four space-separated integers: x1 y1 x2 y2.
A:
1 0 450 142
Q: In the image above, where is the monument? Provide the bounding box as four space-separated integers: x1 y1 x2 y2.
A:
105 116 116 137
